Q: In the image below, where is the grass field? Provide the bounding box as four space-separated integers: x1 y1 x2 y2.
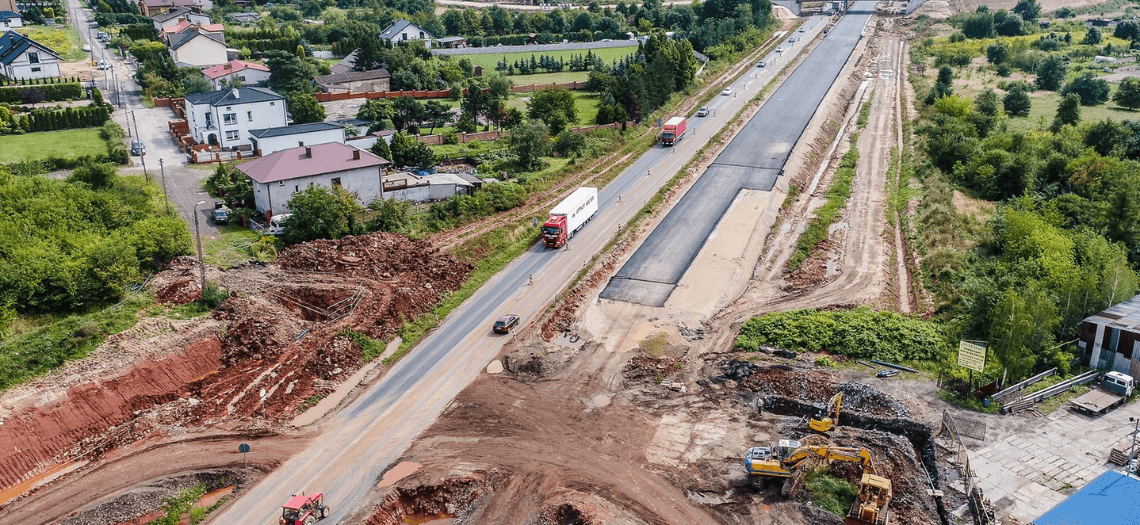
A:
506 90 600 126
17 25 86 61
1011 88 1140 132
0 128 109 163
444 46 636 86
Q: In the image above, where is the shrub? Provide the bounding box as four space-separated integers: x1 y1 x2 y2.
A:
735 307 947 362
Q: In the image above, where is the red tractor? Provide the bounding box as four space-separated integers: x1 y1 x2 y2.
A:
280 492 329 525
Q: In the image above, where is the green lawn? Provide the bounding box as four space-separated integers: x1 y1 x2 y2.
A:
444 46 636 86
1011 87 1140 132
203 225 269 268
0 128 109 163
17 25 86 61
506 90 600 126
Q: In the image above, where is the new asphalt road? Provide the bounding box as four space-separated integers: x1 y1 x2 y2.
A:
600 3 875 306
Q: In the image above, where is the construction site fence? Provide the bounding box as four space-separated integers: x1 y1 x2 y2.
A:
990 368 1056 404
939 410 995 525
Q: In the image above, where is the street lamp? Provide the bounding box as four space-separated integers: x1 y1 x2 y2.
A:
193 200 207 297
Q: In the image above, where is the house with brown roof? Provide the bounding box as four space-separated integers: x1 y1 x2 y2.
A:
202 59 269 89
1079 294 1140 380
238 142 391 216
139 0 212 18
313 68 390 94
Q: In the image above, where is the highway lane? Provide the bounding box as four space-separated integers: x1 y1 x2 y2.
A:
208 17 830 525
600 5 874 307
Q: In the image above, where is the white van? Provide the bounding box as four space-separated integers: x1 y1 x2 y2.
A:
267 213 292 235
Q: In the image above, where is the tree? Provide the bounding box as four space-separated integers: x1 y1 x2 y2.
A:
986 42 1008 64
264 50 318 95
1082 27 1102 45
509 119 550 170
1035 55 1067 91
1052 93 1082 132
422 100 452 134
989 286 1059 381
1115 21 1140 40
370 137 392 161
391 96 425 132
389 131 436 168
1062 72 1110 106
67 161 117 189
526 87 577 134
975 88 1002 116
1113 77 1140 110
366 198 412 233
1012 0 1039 21
996 12 1025 36
961 11 995 39
282 186 360 245
1003 88 1032 117
288 93 326 124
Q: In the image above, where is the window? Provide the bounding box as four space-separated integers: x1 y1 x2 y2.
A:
419 31 424 38
294 185 298 192
247 111 253 121
270 102 275 106
225 130 239 141
331 177 341 187
28 52 38 64
30 67 40 72
223 113 237 125
239 75 246 81
402 33 407 40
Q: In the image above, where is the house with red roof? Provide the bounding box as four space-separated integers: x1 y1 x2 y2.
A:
202 59 269 89
238 142 391 216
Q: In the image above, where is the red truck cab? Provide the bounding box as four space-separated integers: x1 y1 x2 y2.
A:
542 215 568 248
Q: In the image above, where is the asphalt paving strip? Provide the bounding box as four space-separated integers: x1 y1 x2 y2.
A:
600 4 876 307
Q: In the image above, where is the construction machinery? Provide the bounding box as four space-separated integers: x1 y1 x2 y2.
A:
280 492 329 525
744 440 876 497
809 392 842 432
846 473 892 525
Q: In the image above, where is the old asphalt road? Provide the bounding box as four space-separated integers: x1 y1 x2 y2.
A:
600 2 875 307
68 0 219 236
205 16 853 525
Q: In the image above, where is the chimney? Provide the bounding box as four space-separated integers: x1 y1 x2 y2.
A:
305 146 312 158
298 141 305 147
352 150 361 160
232 88 239 99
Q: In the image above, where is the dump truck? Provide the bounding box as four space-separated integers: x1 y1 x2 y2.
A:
659 116 686 146
1071 371 1134 415
542 187 598 248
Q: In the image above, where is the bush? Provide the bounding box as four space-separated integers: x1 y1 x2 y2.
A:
735 307 947 361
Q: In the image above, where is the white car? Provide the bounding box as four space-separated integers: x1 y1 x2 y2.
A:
722 87 733 96
81 44 91 52
696 107 709 117
798 27 806 33
98 60 110 70
776 46 785 53
757 60 767 67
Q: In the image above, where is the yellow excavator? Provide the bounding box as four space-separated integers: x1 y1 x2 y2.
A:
809 392 842 432
744 440 892 524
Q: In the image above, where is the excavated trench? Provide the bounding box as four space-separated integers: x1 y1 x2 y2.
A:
365 478 490 525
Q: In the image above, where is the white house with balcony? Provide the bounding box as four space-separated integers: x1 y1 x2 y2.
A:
185 87 287 149
379 19 432 48
0 30 60 80
237 142 391 216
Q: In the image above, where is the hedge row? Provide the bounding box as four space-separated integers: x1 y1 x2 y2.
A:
734 307 947 362
0 83 85 104
1 76 84 87
468 31 598 47
5 105 111 133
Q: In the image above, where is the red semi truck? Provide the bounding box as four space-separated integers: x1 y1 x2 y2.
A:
542 187 599 248
660 117 686 146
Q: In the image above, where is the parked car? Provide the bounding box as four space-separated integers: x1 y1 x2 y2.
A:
130 139 145 156
212 203 230 225
757 60 767 67
493 314 520 334
722 87 734 96
798 26 806 32
268 213 292 235
696 107 709 117
98 60 110 70
81 44 91 52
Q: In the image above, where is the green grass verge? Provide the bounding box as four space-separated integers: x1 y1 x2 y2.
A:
202 225 272 268
803 465 857 516
787 142 860 272
383 223 540 367
0 128 111 163
338 328 388 363
0 292 154 392
1013 87 1140 132
857 97 872 128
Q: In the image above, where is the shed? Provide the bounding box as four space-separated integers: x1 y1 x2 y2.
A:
1079 294 1140 380
381 172 475 202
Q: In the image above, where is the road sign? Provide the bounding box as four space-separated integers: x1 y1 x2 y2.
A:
238 443 250 453
957 341 987 372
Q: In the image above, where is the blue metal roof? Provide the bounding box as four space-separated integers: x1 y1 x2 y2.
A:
1033 470 1140 525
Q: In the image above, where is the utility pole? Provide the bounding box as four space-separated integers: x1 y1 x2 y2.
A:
193 200 207 295
159 158 170 214
1130 417 1139 477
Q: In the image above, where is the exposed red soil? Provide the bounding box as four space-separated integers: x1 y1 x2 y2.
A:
0 233 471 519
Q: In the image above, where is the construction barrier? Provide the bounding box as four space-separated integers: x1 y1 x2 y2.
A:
939 410 996 525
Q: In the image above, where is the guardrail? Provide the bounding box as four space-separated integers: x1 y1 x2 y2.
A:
1002 370 1098 414
991 368 1056 403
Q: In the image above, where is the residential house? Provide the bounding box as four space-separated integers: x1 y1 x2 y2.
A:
313 69 390 94
185 87 287 149
202 59 270 90
238 142 391 216
248 122 346 156
169 26 227 67
151 7 211 32
0 10 22 29
162 20 224 44
0 30 60 80
329 49 358 74
1079 294 1140 380
139 0 212 18
227 12 260 24
379 19 432 48
0 1 16 15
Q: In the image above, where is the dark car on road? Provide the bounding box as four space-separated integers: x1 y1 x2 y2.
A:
493 314 520 334
130 140 145 156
